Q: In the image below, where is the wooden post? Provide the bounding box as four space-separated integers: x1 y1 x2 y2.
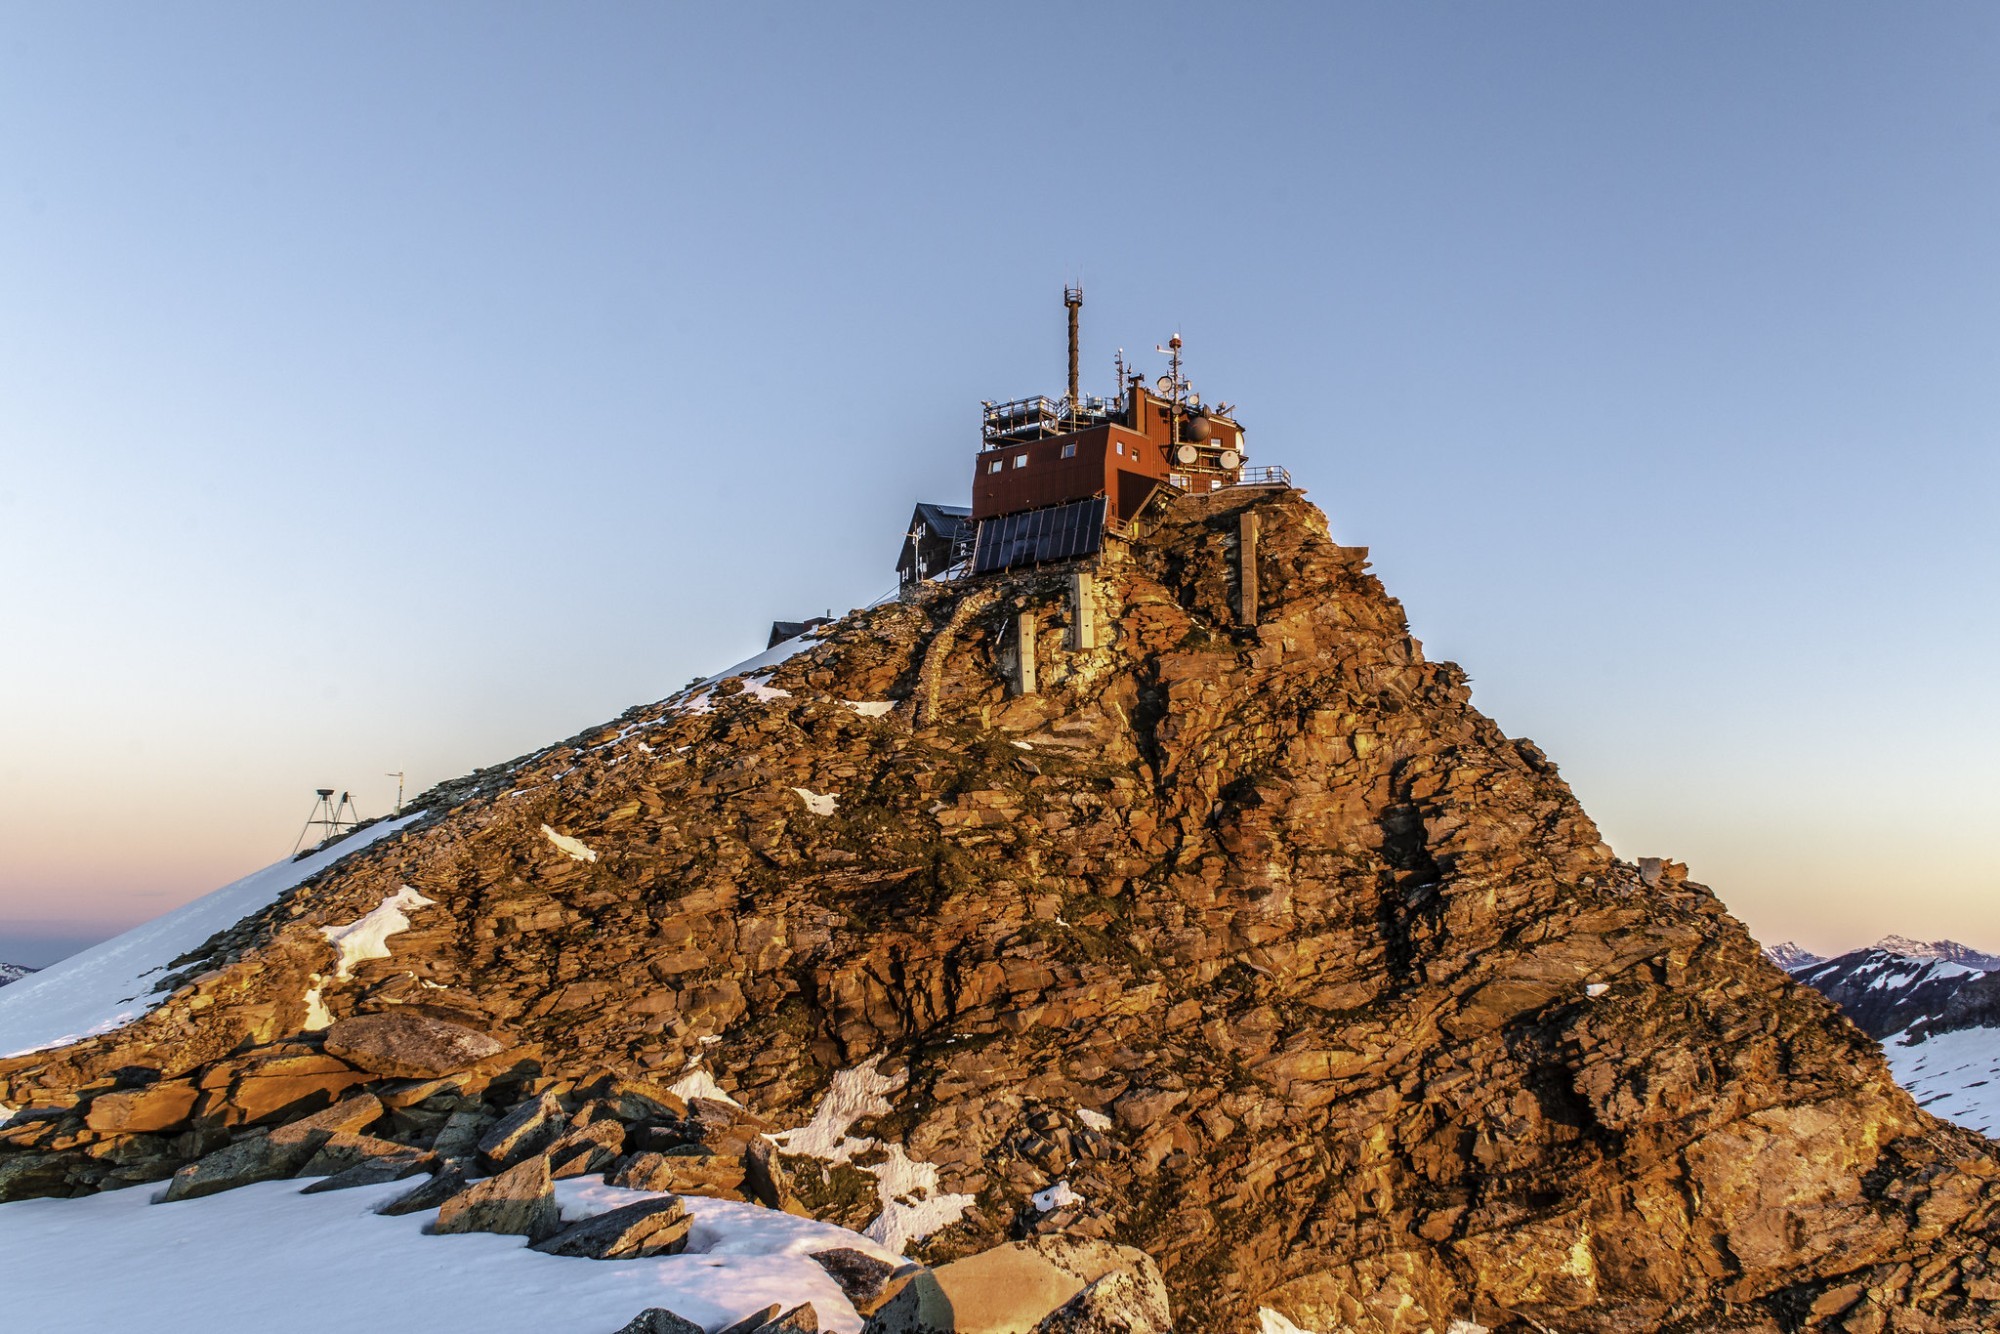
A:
1069 571 1096 650
1239 511 1260 626
1015 610 1037 695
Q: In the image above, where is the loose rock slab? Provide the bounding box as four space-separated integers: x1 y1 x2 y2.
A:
434 1155 560 1241
532 1194 692 1259
613 1310 706 1334
323 1011 505 1080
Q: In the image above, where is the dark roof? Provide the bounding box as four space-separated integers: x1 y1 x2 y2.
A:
911 502 973 537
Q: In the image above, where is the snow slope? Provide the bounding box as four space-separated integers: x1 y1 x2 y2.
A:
0 815 420 1058
0 1173 895 1334
1883 1026 2000 1139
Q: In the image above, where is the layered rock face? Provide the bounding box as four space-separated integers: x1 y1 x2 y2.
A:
5 488 1998 1332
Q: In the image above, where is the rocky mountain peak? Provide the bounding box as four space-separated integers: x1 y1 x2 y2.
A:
4 486 1998 1333
1874 936 2000 971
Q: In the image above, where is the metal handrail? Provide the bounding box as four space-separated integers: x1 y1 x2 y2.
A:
1232 464 1292 488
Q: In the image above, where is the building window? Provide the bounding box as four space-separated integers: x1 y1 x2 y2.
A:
1013 454 1028 468
1060 442 1076 459
1210 478 1223 490
1115 441 1125 456
988 459 1003 474
1169 473 1189 489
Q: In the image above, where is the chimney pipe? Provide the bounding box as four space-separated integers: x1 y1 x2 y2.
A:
1063 285 1083 408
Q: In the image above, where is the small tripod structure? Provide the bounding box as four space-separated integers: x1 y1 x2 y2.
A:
293 788 359 855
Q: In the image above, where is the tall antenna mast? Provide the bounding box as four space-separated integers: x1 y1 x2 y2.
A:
1064 284 1083 411
386 770 405 817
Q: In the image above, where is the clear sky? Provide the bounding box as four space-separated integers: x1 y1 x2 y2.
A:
1 3 1995 968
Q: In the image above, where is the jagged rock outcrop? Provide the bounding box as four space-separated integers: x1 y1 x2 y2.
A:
3 487 1998 1331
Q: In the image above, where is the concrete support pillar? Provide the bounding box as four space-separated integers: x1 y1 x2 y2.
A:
1239 511 1260 626
1068 571 1096 650
1015 610 1037 695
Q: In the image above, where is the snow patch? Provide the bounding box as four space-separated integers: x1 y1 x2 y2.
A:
1076 1107 1113 1132
0 1172 891 1334
845 701 896 718
1259 1309 1316 1334
791 788 839 817
0 815 420 1058
301 976 332 1032
1585 982 1610 998
540 825 598 863
1031 1180 1082 1212
320 886 436 981
667 1065 742 1109
768 1056 975 1254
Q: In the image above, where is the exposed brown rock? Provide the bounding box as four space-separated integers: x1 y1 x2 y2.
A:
810 1248 915 1317
322 1011 505 1079
6 488 1999 1331
531 1194 692 1259
433 1155 559 1241
82 1081 198 1134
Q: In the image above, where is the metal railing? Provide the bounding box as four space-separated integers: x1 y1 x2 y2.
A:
980 393 1124 445
1232 464 1292 488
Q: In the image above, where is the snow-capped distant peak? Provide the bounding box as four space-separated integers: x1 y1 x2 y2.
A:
0 961 36 987
1763 942 1823 973
1872 936 2000 972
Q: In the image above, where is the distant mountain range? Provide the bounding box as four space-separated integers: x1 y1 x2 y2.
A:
1769 936 2000 1137
0 962 33 987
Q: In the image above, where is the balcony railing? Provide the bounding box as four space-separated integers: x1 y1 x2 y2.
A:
1232 464 1292 488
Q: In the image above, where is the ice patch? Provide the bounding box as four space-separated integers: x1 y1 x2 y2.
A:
791 788 839 817
320 886 436 981
1076 1107 1113 1132
769 1056 975 1254
1031 1180 1082 1212
540 825 598 863
0 815 420 1058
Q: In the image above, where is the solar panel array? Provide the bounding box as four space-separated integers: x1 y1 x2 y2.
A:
970 496 1107 575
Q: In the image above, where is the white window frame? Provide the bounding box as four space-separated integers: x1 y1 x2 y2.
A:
1013 453 1028 468
1060 442 1076 459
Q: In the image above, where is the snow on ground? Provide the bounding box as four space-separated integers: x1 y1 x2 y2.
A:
1884 1025 2000 1138
320 885 436 980
1031 1180 1081 1212
0 1173 895 1334
0 816 421 1059
844 701 896 718
791 787 839 816
1075 1107 1113 1132
541 824 600 863
767 1056 976 1255
667 1063 742 1109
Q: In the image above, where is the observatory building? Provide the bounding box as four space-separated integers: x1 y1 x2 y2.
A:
902 288 1279 581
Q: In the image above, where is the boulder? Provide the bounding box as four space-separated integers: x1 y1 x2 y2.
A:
376 1162 467 1216
289 1091 386 1136
1031 1264 1172 1334
546 1120 626 1178
608 1146 745 1196
863 1237 1163 1334
478 1093 565 1168
300 1149 437 1193
600 1078 689 1124
430 1106 493 1160
743 1137 795 1210
755 1304 819 1334
83 1081 199 1134
612 1310 706 1334
532 1194 692 1259
434 1155 560 1241
810 1249 916 1318
160 1127 332 1202
716 1306 782 1334
323 1011 506 1080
